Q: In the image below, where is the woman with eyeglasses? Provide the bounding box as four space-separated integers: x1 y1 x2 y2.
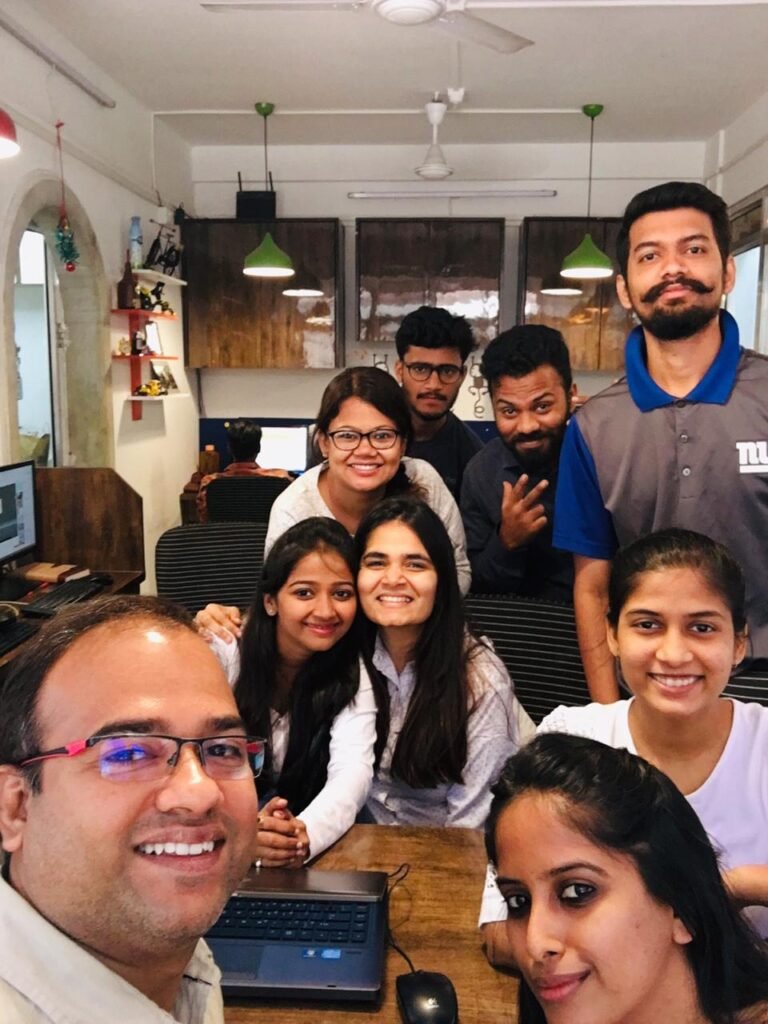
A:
356 496 534 828
206 518 376 868
266 366 470 584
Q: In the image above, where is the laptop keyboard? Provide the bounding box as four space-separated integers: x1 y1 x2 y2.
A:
0 618 38 657
210 895 371 945
26 576 106 613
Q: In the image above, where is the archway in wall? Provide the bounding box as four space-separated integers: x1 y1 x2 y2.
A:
1 176 113 467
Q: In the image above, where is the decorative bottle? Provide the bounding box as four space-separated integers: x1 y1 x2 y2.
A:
129 216 143 269
116 251 136 309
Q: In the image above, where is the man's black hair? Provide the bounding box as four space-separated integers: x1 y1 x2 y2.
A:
226 419 262 462
616 181 731 278
480 325 572 394
395 306 476 363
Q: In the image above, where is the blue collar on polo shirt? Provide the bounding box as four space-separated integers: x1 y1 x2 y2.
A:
625 309 741 412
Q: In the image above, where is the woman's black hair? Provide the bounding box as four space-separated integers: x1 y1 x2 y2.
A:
312 366 416 498
355 496 481 788
234 517 360 811
607 527 748 635
486 734 768 1024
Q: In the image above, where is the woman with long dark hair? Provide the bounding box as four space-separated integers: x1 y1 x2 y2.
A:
207 517 376 866
486 733 768 1024
355 496 533 827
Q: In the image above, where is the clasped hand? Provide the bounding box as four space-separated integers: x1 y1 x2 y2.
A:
255 796 310 869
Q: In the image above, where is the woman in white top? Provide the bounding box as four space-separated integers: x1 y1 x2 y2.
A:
356 496 534 829
481 527 768 963
207 516 376 866
266 366 471 594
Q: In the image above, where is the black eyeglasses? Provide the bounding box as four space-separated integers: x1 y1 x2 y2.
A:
326 428 401 451
17 734 266 783
403 362 463 385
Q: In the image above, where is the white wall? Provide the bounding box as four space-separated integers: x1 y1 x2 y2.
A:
704 89 768 205
0 0 196 592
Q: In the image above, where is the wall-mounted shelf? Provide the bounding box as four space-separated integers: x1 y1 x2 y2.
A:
111 351 182 420
135 269 187 287
110 308 178 321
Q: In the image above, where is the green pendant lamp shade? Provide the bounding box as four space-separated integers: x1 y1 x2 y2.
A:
561 233 613 280
243 232 294 278
242 101 295 279
560 104 613 281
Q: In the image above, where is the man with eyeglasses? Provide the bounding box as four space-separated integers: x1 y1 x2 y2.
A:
0 596 261 1023
394 306 484 499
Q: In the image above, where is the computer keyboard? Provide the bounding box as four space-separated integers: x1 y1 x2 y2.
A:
26 576 107 613
0 618 38 658
209 895 371 945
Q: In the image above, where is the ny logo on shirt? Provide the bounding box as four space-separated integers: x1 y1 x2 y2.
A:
735 440 768 474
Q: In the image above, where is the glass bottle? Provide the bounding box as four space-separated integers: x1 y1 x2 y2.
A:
116 250 136 309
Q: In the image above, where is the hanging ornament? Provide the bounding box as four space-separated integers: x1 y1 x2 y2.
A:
53 121 79 271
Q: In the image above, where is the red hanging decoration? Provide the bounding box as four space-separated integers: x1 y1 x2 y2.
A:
53 121 79 271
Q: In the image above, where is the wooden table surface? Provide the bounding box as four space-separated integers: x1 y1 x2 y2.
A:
224 824 518 1024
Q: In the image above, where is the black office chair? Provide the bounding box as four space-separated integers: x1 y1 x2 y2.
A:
726 666 768 707
464 593 590 723
206 475 291 523
155 522 267 614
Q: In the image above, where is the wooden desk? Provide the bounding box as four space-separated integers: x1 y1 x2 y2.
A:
224 825 518 1024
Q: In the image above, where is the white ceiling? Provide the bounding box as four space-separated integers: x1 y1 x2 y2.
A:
25 0 768 146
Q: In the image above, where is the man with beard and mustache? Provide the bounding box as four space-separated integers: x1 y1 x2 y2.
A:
394 306 484 499
460 325 576 599
554 181 768 702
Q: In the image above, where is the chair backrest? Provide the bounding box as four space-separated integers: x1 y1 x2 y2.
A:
155 522 266 614
464 593 590 723
206 475 291 523
726 666 768 707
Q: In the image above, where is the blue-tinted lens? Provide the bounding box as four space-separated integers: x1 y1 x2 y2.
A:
97 736 170 778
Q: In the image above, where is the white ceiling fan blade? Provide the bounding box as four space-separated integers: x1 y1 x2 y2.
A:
201 1 364 12
436 7 532 53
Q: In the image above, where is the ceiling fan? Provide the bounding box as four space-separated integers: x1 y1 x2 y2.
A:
200 0 534 55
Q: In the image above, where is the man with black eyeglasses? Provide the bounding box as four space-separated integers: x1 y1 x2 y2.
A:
0 596 260 1023
394 305 484 499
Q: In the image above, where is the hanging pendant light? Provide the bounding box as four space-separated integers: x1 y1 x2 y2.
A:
242 101 294 279
282 263 324 297
0 108 20 158
540 272 582 297
561 104 613 281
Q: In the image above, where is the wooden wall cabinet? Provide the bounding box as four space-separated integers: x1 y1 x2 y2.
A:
519 218 634 372
182 219 341 369
357 218 504 348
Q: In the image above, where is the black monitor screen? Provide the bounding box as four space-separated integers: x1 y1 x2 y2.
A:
0 460 36 567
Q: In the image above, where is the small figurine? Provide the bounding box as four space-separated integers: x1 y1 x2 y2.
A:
137 285 154 311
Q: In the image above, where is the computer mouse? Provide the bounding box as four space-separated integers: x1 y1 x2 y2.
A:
396 970 458 1024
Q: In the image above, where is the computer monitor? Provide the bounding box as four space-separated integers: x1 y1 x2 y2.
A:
258 426 309 474
0 460 36 568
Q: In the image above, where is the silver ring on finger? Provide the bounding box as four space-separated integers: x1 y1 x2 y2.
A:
254 858 262 870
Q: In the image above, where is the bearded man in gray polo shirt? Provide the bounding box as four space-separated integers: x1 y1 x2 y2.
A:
554 181 768 702
0 596 260 1023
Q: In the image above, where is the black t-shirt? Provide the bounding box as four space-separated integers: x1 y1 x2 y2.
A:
407 412 484 500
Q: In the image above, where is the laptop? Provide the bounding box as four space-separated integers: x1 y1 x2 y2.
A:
206 867 388 1002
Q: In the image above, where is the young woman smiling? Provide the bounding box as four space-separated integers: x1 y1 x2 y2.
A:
480 528 768 963
486 733 768 1024
206 518 376 866
355 497 533 827
265 367 471 594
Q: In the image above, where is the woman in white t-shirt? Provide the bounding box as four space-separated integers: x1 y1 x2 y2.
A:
206 517 376 866
481 527 768 961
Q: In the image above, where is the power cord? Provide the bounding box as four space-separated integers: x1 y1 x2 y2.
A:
386 863 416 973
